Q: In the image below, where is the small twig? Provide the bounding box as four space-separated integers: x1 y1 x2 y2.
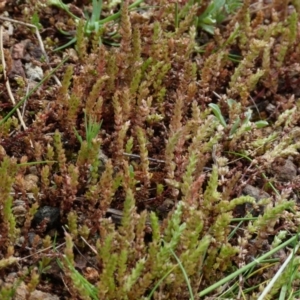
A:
60 272 72 296
22 82 31 118
80 236 97 255
249 95 262 119
20 242 65 260
212 91 221 99
123 152 165 163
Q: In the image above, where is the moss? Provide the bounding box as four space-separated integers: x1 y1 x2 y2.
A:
1 0 300 299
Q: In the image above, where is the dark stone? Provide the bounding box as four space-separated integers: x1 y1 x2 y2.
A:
32 206 60 231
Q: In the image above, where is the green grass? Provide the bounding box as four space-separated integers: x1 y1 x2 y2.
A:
48 0 144 50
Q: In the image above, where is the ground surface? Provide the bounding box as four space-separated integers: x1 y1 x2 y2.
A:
1 0 300 299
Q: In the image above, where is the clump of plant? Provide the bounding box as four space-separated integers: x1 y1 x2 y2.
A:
1 0 300 299
47 0 144 50
178 0 242 34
